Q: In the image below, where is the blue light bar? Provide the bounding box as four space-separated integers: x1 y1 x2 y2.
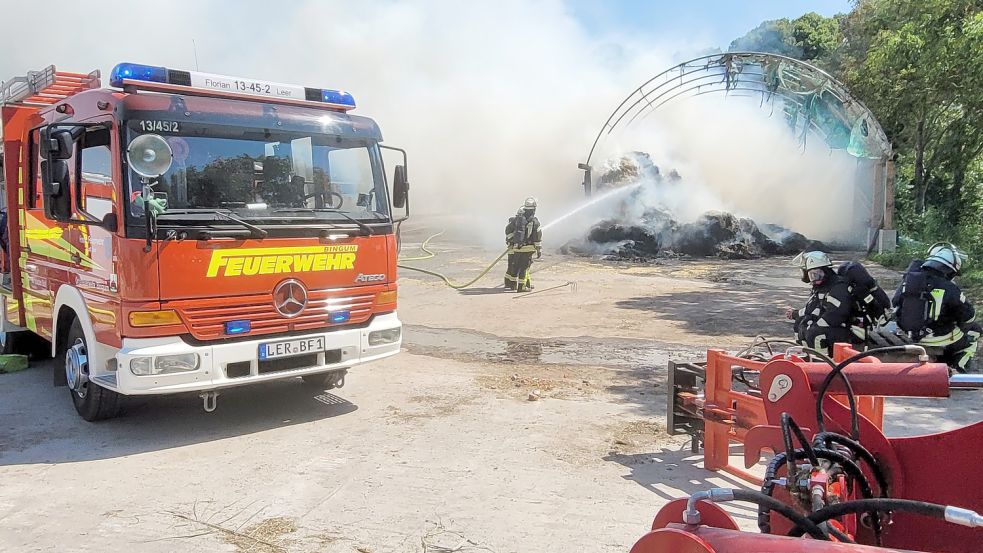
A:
110 63 167 88
329 311 351 324
109 62 356 110
225 320 251 335
322 89 356 109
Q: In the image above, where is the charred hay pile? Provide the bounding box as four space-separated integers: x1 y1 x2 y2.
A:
564 152 825 261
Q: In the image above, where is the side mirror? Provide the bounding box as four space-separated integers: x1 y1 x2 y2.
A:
101 212 118 232
41 159 71 221
39 128 74 160
392 165 408 209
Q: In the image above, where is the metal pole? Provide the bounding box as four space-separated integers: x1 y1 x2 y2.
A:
578 163 591 198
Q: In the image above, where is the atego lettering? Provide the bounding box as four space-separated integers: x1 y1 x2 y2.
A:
206 246 358 277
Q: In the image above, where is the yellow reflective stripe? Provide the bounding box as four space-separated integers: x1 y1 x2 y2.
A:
920 327 964 346
514 245 537 253
827 296 842 307
929 288 946 320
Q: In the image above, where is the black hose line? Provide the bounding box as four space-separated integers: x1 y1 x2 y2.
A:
813 432 890 498
789 498 949 538
803 347 861 439
782 413 819 466
815 346 916 438
759 452 786 534
759 448 881 541
827 525 856 544
728 488 830 541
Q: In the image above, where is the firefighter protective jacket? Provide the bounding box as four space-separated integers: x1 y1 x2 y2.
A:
506 211 542 253
794 273 857 339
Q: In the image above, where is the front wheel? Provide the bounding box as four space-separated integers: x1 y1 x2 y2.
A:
65 320 122 421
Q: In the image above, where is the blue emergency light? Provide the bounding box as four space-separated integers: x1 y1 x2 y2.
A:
224 320 251 335
329 311 351 324
109 62 356 110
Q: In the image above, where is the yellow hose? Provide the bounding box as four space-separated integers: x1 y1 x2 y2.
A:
398 231 443 262
398 231 508 289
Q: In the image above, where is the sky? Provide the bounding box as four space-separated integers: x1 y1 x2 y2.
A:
569 0 853 50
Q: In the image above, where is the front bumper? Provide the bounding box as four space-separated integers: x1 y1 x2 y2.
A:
113 312 401 395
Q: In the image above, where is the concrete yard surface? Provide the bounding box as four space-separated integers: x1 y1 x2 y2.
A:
2 228 979 552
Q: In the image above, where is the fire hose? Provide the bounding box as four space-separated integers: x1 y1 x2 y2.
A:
397 231 509 290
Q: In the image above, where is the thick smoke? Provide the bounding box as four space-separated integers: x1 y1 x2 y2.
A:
602 95 870 244
0 1 868 248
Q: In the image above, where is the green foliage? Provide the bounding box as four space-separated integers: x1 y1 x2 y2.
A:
729 12 845 68
737 1 983 296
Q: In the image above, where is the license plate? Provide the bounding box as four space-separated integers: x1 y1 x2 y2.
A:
259 337 326 360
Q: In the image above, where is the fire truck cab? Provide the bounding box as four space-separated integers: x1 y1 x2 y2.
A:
0 64 408 420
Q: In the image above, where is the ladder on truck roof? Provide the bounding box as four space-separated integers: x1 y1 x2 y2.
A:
1 65 101 107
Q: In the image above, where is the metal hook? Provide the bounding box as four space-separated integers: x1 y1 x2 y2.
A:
199 391 219 413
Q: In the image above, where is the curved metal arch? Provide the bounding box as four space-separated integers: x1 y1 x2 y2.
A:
584 52 891 167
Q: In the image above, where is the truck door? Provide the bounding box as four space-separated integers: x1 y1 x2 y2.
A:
71 124 119 346
20 127 76 341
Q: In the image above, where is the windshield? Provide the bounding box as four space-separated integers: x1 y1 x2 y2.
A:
124 120 389 224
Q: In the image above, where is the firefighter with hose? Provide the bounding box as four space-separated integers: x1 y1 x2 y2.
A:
894 243 980 373
505 197 542 292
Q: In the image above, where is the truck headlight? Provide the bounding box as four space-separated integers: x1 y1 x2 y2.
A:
130 353 200 376
368 328 401 346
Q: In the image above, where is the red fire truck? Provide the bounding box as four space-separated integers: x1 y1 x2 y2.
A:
0 63 408 420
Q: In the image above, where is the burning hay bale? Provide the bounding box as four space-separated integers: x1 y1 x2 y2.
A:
573 211 822 260
566 153 825 261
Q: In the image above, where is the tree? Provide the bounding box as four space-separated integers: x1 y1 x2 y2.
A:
839 0 983 216
729 12 844 68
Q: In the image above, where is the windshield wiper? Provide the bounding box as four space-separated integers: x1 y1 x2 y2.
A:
272 208 375 236
158 209 269 239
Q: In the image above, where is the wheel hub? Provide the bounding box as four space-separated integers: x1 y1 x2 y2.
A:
65 338 89 398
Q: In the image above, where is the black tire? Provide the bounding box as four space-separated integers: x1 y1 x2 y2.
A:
65 319 121 421
301 369 347 390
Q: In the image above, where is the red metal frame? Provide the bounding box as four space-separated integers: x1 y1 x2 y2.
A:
639 344 983 552
697 348 889 483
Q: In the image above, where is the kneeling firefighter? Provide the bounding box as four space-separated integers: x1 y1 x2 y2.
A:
505 197 542 292
792 251 871 353
894 243 980 372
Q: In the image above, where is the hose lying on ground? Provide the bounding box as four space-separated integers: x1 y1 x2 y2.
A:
397 231 509 290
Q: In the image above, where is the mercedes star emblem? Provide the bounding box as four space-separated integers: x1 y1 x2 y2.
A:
273 279 308 318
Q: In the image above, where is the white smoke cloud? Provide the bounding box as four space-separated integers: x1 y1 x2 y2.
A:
0 1 868 247
601 95 872 244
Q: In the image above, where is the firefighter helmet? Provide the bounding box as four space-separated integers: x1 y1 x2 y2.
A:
924 242 966 276
793 251 832 284
794 251 832 271
522 197 538 211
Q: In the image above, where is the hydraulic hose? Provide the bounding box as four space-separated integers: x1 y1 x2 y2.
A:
803 347 861 439
812 432 890 498
685 488 829 540
814 345 926 436
782 412 819 467
789 499 983 537
759 448 880 540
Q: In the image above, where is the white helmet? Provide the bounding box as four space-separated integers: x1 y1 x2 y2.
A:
793 251 832 284
794 251 832 271
925 242 966 275
523 197 538 211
